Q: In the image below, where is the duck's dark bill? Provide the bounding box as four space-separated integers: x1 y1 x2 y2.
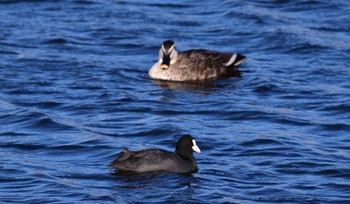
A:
161 55 170 70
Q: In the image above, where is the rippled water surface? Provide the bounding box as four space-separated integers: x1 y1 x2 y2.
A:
1 0 350 203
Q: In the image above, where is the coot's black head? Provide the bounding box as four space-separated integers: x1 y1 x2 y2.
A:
175 135 201 158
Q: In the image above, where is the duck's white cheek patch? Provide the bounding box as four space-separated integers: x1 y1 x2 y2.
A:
169 44 175 52
192 139 201 153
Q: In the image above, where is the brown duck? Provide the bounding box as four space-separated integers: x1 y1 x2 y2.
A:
149 40 246 82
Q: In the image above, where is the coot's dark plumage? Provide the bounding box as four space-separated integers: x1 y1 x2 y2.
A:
149 40 246 82
110 135 201 174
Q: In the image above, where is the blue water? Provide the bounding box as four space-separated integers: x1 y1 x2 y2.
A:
1 0 350 203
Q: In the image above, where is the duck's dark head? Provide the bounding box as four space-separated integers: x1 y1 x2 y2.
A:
159 40 178 70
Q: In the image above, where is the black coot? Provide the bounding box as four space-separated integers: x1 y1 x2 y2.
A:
110 135 201 174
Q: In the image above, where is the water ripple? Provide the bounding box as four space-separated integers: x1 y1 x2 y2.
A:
1 0 350 203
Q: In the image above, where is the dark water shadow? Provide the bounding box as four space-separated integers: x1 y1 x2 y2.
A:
109 169 198 190
151 76 241 93
110 169 195 178
152 80 223 90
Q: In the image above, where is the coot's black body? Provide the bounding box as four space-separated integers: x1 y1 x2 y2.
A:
110 135 201 174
